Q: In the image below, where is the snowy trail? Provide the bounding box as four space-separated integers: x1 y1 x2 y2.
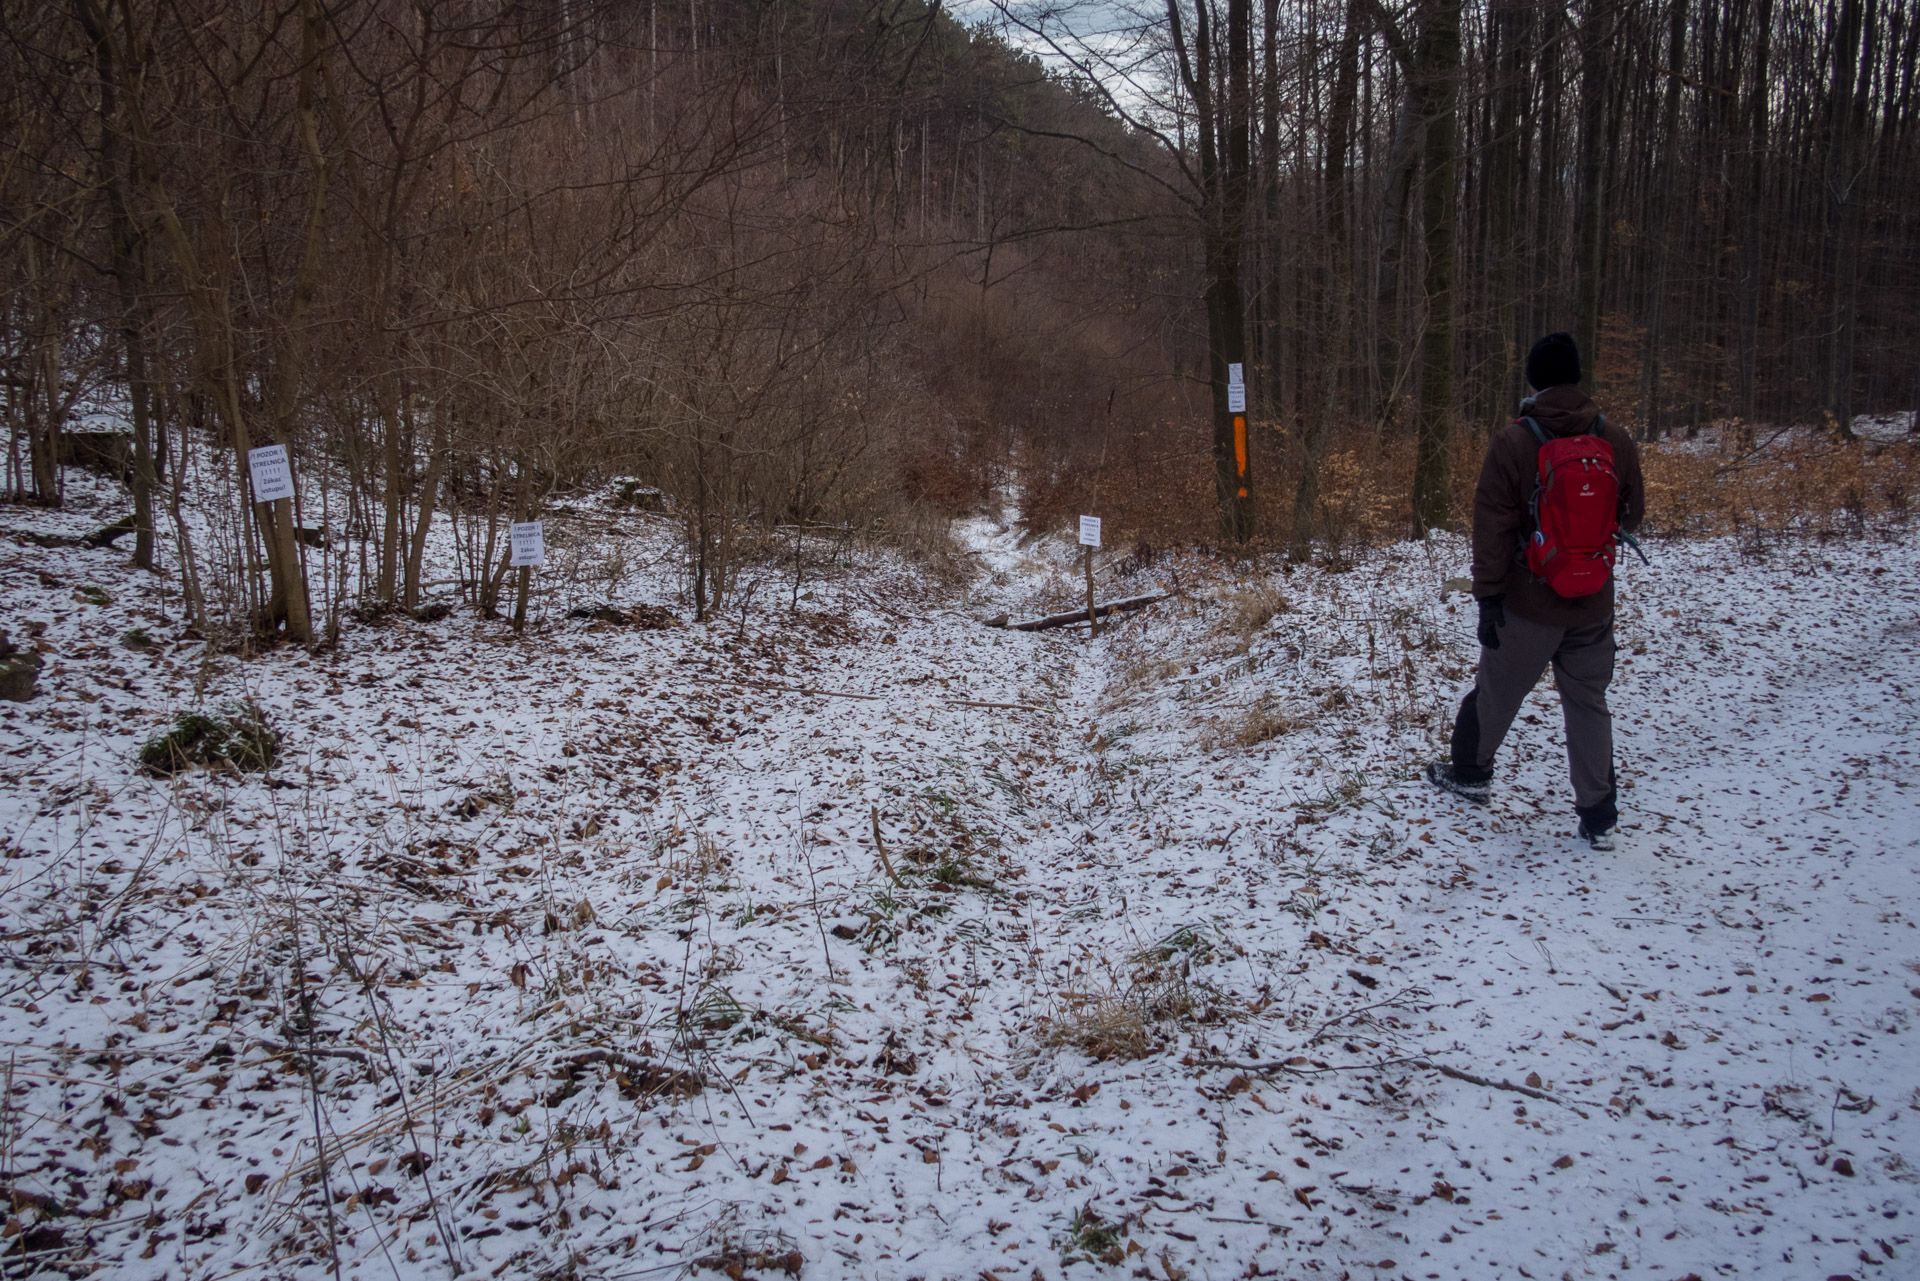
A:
1318 556 1920 1279
0 491 1915 1281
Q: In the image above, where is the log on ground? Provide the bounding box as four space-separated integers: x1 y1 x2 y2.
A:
995 593 1167 632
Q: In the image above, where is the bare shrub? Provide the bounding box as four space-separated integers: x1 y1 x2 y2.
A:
883 501 969 586
1316 443 1415 564
901 436 991 514
655 826 729 883
1642 431 1920 540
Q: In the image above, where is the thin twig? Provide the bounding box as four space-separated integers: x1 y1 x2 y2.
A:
870 807 905 889
285 906 345 1281
799 806 840 988
334 926 464 1276
1304 984 1434 1045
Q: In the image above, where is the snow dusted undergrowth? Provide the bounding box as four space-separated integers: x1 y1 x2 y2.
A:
1 472 1917 1281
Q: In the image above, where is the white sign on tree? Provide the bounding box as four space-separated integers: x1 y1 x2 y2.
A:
510 520 546 567
1227 383 1247 413
1227 363 1244 386
1078 515 1102 547
248 444 295 503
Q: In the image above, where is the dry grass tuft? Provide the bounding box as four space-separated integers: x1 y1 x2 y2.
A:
1220 583 1288 646
1039 967 1198 1062
1041 994 1156 1061
1224 693 1304 748
686 1207 804 1277
659 828 729 879
1117 656 1182 694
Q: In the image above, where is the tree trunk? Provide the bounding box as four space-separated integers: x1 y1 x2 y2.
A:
378 389 404 602
1573 0 1613 395
1169 0 1255 542
1639 0 1687 438
1483 0 1531 425
1526 7 1563 355
76 0 157 568
402 415 446 610
23 241 63 506
692 431 710 621
125 10 313 641
1411 0 1462 536
1735 0 1775 424
1825 0 1869 437
1373 81 1422 429
1259 0 1282 425
1219 0 1254 541
1291 0 1363 559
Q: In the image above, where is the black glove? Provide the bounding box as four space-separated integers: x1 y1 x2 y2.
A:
1477 595 1505 650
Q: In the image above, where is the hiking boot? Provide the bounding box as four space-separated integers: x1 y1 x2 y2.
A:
1579 820 1617 852
1425 760 1490 805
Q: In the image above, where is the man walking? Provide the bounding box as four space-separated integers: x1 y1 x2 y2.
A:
1427 333 1645 849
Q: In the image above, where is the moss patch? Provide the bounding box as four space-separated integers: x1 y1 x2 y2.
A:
138 701 280 777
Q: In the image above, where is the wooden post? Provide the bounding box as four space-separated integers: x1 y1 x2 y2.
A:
1077 513 1102 637
1084 543 1098 638
508 517 543 634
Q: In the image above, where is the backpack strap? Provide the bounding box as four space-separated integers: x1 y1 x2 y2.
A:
1522 413 1611 442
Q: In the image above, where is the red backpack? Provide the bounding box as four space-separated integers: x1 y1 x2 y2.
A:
1520 416 1622 598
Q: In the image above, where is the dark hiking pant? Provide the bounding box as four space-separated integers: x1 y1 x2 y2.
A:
1450 612 1619 831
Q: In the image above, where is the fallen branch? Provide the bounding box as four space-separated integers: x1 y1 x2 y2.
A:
995 593 1167 632
943 698 1050 712
4 513 136 550
81 514 137 548
1195 1054 1585 1109
1195 1053 1429 1079
249 1041 373 1064
722 678 883 701
1417 1059 1570 1104
555 1048 706 1096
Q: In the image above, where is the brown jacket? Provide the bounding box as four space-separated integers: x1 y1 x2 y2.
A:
1470 384 1645 628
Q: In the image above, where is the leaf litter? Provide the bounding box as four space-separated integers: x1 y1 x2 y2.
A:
0 483 1915 1279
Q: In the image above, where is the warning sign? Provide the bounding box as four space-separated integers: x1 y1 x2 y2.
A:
509 521 546 567
248 444 294 503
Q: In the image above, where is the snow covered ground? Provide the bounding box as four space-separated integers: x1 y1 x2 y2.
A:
1 479 1916 1281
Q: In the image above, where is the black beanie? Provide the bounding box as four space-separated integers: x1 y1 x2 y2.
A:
1526 332 1581 390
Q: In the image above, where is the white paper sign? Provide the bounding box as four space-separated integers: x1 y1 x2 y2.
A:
248 444 295 503
1227 383 1247 414
1227 362 1244 387
509 520 546 567
1078 515 1102 548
